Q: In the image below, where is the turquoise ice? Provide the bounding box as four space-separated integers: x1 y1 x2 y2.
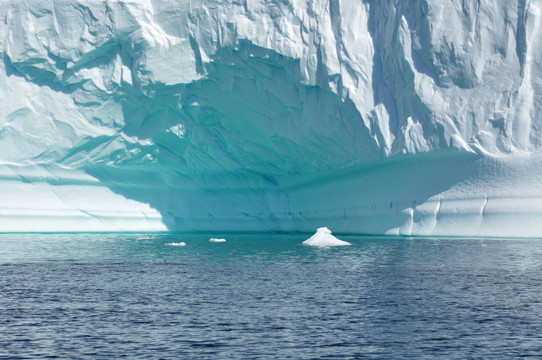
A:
1 1 542 236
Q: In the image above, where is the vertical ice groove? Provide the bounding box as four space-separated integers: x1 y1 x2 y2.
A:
513 0 540 150
480 196 488 216
424 198 442 236
476 196 489 234
517 0 528 76
435 197 442 221
399 206 415 236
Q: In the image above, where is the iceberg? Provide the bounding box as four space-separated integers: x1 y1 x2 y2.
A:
303 227 351 247
1 1 542 237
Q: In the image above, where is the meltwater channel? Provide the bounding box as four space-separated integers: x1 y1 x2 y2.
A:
2 233 542 359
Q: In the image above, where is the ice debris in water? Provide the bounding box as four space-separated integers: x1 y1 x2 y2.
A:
209 238 226 242
302 227 351 247
165 242 186 247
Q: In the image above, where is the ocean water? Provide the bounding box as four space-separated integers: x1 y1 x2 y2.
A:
1 234 542 359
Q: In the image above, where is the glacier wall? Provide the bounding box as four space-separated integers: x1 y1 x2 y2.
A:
1 0 542 236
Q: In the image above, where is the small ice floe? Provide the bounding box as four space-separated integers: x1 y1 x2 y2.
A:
209 238 226 243
302 227 351 247
165 242 186 247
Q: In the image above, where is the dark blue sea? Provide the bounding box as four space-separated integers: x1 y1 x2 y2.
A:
1 233 542 359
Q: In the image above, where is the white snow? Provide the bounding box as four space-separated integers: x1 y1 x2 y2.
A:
303 227 351 247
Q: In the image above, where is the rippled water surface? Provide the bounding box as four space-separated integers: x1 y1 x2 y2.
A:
2 233 542 359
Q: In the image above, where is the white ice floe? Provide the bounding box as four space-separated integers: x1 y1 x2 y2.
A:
165 242 186 246
302 227 351 247
209 238 226 242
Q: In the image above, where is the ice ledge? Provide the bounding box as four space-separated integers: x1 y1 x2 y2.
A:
2 153 542 237
385 196 542 238
0 166 166 232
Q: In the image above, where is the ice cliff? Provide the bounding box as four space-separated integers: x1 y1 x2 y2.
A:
1 0 542 236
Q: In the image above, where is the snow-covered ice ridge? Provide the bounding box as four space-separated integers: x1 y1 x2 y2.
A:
1 0 542 236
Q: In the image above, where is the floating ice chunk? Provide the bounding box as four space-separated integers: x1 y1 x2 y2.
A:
209 238 226 242
302 227 351 247
165 242 186 246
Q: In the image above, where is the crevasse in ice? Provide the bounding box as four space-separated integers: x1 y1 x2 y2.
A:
1 0 542 236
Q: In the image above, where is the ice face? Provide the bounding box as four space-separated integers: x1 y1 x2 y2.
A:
1 1 542 236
